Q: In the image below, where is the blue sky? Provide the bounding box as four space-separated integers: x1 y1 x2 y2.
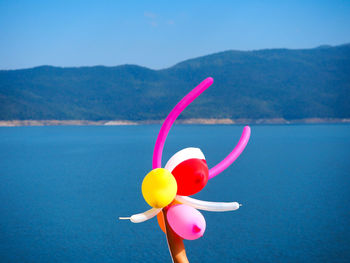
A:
1 0 350 70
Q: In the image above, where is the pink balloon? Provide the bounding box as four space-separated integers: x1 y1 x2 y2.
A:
167 204 206 240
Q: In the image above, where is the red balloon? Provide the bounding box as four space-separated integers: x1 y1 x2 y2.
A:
171 158 209 196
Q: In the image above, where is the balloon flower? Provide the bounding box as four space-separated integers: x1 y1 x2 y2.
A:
120 77 251 241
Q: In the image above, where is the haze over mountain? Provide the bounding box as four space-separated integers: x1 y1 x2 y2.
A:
1 44 349 121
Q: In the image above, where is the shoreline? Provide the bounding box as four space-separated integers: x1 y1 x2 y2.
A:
0 118 350 127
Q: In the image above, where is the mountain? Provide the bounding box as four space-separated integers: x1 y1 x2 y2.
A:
1 44 350 121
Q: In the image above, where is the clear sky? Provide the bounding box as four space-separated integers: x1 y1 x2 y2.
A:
1 0 350 70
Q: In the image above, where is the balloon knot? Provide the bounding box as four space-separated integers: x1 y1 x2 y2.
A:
192 225 201 233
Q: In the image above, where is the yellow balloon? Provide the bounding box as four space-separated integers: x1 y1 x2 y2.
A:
142 168 177 208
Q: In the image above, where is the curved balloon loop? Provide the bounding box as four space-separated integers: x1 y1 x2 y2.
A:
208 125 251 179
152 78 251 177
152 77 214 169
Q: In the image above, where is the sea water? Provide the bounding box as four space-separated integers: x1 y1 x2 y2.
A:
0 124 349 262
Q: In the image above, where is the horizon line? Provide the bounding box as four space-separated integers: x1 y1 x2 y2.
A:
1 42 349 72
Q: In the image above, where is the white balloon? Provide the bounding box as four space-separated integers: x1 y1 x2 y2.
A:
119 207 161 223
175 195 241 212
165 147 205 172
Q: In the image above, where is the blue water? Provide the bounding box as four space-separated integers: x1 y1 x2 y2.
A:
0 124 349 262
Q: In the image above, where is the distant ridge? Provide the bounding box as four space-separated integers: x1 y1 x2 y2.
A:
0 44 349 121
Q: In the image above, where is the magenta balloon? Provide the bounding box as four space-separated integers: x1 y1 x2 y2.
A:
152 77 251 179
166 204 206 240
208 126 251 179
152 77 214 169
